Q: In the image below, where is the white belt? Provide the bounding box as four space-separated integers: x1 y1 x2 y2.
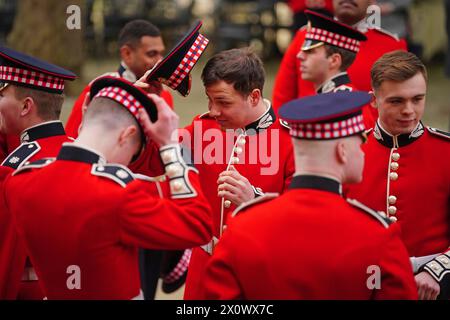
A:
200 237 219 255
21 267 39 281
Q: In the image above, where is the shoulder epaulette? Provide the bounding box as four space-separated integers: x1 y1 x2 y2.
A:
346 198 392 228
12 157 55 176
91 163 134 188
1 142 41 170
373 27 400 41
427 127 450 140
232 192 279 218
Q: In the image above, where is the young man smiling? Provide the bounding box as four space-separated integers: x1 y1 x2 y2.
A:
182 48 295 299
345 51 450 300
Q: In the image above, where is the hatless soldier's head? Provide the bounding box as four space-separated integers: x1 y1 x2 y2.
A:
79 76 159 165
201 47 266 130
119 20 165 79
371 51 427 136
80 97 142 165
333 0 373 25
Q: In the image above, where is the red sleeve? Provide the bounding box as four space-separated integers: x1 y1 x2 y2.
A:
203 229 244 299
272 29 306 112
160 89 174 109
128 140 165 177
375 224 418 300
65 85 91 138
118 174 212 250
0 167 27 299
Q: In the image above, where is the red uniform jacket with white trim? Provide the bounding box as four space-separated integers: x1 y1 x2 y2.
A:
1 143 212 299
0 121 71 299
182 103 295 299
204 175 418 299
346 122 450 258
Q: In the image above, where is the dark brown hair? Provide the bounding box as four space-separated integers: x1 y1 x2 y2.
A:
201 47 265 96
324 45 357 71
118 20 161 48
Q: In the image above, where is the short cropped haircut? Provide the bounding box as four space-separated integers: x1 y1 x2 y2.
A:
13 86 64 121
371 50 428 91
83 97 142 146
324 45 357 71
201 47 265 96
118 20 161 48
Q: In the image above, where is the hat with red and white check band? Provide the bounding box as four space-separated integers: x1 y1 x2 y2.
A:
146 20 209 97
279 91 371 140
302 10 367 53
0 46 76 94
89 76 157 136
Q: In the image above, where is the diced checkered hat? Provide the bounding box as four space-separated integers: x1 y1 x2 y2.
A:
90 76 157 141
279 91 371 140
146 20 209 97
0 46 76 94
302 10 367 53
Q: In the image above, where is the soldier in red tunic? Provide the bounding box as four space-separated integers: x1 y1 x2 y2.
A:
182 48 295 299
345 51 450 300
296 10 374 128
1 76 212 299
0 46 76 300
203 91 417 299
272 0 407 118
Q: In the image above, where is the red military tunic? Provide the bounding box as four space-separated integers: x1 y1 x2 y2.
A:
182 103 295 299
0 121 71 299
315 72 375 129
272 22 407 114
204 175 418 299
346 122 450 258
2 143 212 299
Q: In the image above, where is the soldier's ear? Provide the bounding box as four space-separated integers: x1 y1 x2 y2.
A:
118 125 139 147
249 89 261 107
120 45 133 64
369 91 377 109
20 96 35 117
329 53 342 71
336 140 347 164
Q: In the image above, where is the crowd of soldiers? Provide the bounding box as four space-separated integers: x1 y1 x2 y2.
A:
0 0 449 300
